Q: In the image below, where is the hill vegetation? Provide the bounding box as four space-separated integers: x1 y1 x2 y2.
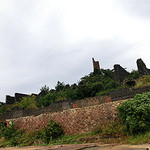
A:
37 69 120 107
0 68 150 146
1 69 150 112
0 92 149 147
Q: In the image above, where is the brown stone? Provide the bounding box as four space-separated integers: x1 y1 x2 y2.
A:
92 58 100 72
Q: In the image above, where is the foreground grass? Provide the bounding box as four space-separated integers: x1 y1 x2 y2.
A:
0 131 149 147
53 132 150 145
125 131 150 144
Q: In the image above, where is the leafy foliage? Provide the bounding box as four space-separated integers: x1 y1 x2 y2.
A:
0 120 63 146
0 120 149 147
42 120 63 144
0 104 14 115
13 95 37 109
0 122 6 138
37 92 57 107
37 69 120 107
117 92 150 135
40 85 50 96
55 81 65 91
3 121 19 140
0 105 7 115
0 121 24 146
126 70 139 80
93 120 127 138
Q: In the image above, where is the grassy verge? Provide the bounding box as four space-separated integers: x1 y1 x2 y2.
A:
124 131 150 144
0 130 149 147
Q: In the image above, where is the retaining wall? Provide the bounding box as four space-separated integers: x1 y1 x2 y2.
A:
1 86 150 135
6 100 124 135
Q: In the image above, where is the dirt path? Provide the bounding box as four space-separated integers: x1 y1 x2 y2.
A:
0 143 149 150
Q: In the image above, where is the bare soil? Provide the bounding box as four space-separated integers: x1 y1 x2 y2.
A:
0 143 149 150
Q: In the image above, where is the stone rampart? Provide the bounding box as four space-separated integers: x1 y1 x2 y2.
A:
1 86 150 135
6 100 124 135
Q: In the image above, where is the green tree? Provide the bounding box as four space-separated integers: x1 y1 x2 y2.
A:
55 81 65 91
40 85 50 96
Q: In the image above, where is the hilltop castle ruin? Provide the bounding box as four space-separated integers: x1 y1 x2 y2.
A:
4 58 150 105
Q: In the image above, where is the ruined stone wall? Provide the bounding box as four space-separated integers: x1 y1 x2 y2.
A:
0 96 112 121
92 58 100 72
113 64 129 82
110 86 150 101
1 86 150 135
6 100 124 135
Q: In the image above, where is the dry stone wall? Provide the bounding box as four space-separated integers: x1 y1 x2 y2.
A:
6 100 125 135
1 86 150 135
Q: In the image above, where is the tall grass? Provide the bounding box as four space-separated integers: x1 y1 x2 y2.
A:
135 75 150 88
125 131 150 144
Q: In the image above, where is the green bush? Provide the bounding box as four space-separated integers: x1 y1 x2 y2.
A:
126 70 139 80
93 121 127 138
0 121 24 146
37 92 57 107
42 120 63 144
0 105 7 115
3 121 19 140
37 69 120 107
0 122 6 138
117 92 150 135
65 88 78 100
55 81 65 91
13 95 37 110
40 85 50 96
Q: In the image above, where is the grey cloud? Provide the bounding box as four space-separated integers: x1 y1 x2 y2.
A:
117 0 150 19
0 35 140 102
0 0 148 102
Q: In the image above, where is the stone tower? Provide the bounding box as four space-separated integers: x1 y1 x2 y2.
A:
92 58 100 72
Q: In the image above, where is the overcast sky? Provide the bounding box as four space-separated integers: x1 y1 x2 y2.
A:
0 0 150 102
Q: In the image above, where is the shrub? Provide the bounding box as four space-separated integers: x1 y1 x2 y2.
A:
40 85 50 96
93 121 127 138
42 120 63 144
13 95 37 109
55 91 67 101
126 70 139 80
0 122 6 138
37 92 57 107
0 121 24 146
55 81 65 91
0 105 7 115
3 121 18 140
65 88 78 100
135 75 150 88
117 92 150 135
37 69 120 107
